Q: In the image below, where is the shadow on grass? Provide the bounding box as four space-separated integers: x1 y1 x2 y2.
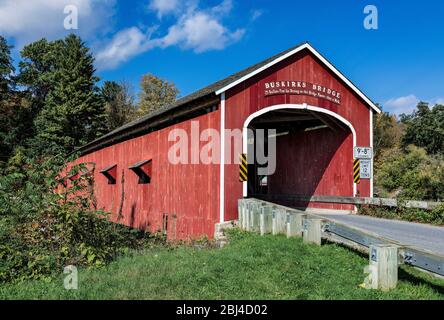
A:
322 239 444 292
398 268 444 295
321 239 368 258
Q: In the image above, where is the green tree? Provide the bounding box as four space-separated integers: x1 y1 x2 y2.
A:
2 38 60 160
18 38 57 112
373 111 403 158
101 81 137 131
0 36 14 98
402 102 444 155
31 34 106 155
0 95 33 168
0 36 23 165
138 73 179 116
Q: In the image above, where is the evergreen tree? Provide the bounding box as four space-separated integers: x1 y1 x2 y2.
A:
0 36 19 163
0 35 14 98
32 34 106 155
3 38 59 158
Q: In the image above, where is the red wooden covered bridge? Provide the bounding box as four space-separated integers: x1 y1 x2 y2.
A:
70 42 381 240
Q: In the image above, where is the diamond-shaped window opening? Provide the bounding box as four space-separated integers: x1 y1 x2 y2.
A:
129 160 152 184
67 172 79 181
67 164 93 180
100 164 117 185
56 175 68 187
62 164 94 188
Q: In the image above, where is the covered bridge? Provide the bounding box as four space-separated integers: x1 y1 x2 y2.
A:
70 42 381 240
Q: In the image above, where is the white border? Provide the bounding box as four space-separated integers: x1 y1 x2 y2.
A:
241 103 358 198
219 92 226 223
215 43 381 114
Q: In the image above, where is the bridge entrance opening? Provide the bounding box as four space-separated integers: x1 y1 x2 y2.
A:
246 107 354 211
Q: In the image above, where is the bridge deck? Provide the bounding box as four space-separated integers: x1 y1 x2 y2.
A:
318 214 444 256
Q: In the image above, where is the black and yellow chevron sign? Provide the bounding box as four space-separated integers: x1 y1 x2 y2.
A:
239 153 248 182
353 159 360 184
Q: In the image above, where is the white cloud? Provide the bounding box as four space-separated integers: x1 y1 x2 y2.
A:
161 11 245 53
211 0 233 16
433 98 444 105
159 0 244 53
384 94 444 115
1 0 253 70
384 95 420 115
95 27 157 70
0 0 115 46
250 9 263 21
148 0 180 18
96 0 245 70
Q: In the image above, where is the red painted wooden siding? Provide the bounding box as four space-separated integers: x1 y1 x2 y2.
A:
70 111 220 240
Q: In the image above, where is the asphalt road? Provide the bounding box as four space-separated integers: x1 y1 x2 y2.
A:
319 214 444 256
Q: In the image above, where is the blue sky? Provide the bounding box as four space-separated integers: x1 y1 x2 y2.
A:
1 0 443 115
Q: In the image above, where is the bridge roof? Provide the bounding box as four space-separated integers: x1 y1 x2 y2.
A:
77 42 379 155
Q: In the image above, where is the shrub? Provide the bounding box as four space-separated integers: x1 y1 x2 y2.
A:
375 145 444 201
0 155 158 284
359 204 444 226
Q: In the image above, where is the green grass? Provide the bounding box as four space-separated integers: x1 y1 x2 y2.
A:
1 229 444 300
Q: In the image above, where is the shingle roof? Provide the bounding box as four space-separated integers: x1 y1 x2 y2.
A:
76 42 308 154
76 41 379 155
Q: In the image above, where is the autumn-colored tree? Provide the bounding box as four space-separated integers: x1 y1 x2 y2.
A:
138 73 179 116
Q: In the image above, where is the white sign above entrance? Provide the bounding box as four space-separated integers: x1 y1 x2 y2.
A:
263 81 341 104
354 146 372 159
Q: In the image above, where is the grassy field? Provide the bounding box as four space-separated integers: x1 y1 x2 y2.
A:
1 230 444 300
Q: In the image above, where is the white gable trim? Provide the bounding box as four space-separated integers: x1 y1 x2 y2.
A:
215 43 381 114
